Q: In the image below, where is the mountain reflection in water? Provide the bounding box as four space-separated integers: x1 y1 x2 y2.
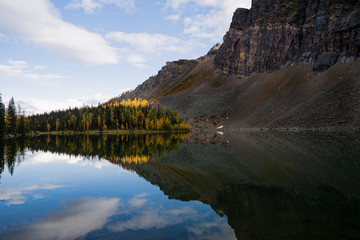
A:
0 131 360 239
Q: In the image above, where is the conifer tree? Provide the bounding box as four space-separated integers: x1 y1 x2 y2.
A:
18 115 26 136
25 98 190 133
0 94 5 136
6 97 17 135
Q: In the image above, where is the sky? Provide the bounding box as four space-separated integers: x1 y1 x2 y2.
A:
0 0 251 115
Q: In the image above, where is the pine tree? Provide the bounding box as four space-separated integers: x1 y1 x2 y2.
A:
6 97 17 135
0 94 5 137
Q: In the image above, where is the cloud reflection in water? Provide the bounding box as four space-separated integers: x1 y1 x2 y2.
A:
23 151 114 170
109 194 236 239
0 184 66 206
4 198 120 240
2 193 235 239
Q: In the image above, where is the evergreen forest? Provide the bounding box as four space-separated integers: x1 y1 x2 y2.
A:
0 94 190 137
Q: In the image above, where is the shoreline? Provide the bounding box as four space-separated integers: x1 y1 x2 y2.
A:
190 126 360 133
34 129 191 136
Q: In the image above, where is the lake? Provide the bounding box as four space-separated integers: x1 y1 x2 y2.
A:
0 131 359 240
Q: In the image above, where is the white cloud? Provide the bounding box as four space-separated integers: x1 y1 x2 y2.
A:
127 54 147 68
66 0 135 14
166 0 251 41
15 92 113 115
106 31 198 67
4 198 120 240
12 88 131 115
66 0 102 14
0 59 65 80
166 0 218 9
102 0 135 12
0 0 119 65
0 184 66 206
33 65 46 71
165 14 181 22
106 32 194 54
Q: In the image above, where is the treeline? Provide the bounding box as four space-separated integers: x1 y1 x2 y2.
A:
0 94 190 136
0 133 189 179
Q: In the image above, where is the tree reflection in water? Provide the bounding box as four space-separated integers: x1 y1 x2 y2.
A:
0 133 189 178
1 132 360 240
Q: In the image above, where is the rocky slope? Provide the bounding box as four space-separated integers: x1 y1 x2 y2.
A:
215 0 360 75
126 0 360 130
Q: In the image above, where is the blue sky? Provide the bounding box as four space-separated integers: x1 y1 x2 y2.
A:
0 0 251 114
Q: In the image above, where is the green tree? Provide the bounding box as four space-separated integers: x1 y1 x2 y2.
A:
18 115 26 136
0 94 5 136
6 97 17 135
17 105 27 136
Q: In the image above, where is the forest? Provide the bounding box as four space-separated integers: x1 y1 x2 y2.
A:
0 94 190 137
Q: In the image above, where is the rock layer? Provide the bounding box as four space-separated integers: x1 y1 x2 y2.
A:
215 0 360 75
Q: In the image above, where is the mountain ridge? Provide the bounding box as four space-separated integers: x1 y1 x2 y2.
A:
125 0 360 130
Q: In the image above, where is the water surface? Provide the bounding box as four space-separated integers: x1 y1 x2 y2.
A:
0 132 359 239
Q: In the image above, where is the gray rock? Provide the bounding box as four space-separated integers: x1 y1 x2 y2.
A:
215 0 360 75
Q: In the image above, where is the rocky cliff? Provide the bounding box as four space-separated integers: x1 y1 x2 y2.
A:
215 0 360 75
125 0 360 130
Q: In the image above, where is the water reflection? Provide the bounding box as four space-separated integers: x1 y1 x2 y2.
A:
107 194 235 240
0 133 189 178
3 197 121 240
0 184 66 206
0 131 359 239
1 193 234 240
146 131 360 240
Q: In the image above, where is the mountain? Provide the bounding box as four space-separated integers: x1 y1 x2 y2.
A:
125 0 360 130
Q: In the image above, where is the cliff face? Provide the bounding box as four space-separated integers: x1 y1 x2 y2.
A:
215 0 360 75
124 0 360 129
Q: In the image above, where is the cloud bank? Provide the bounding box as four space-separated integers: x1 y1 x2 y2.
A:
0 0 118 65
106 32 197 67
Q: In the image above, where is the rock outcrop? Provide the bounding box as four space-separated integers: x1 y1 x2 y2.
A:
125 59 198 100
123 0 360 130
215 0 360 75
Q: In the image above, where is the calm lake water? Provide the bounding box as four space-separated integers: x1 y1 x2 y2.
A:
0 132 359 240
